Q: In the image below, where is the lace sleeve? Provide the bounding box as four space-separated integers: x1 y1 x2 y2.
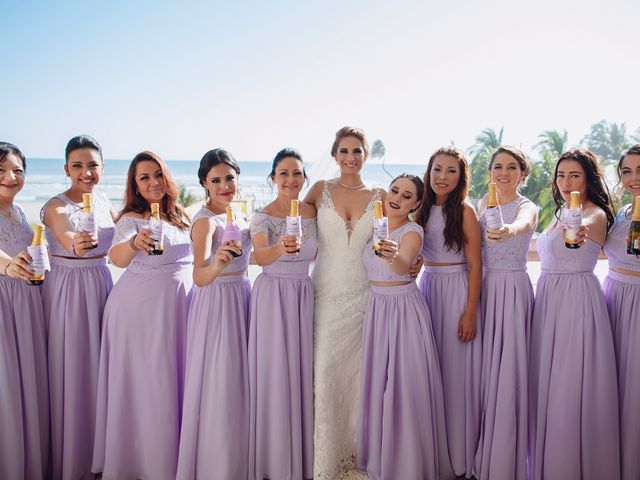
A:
112 216 140 246
250 213 271 239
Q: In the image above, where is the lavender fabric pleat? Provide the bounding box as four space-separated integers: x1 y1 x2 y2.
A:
357 283 453 480
177 275 251 480
92 265 192 480
604 272 640 480
529 272 620 480
43 257 112 480
473 270 532 480
419 267 482 478
0 277 50 480
248 272 314 480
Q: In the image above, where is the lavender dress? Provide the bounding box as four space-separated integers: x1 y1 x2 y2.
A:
177 207 251 480
358 222 453 480
248 213 317 480
93 216 193 480
529 225 620 480
0 206 49 479
42 191 114 480
418 205 482 478
603 205 640 480
474 197 535 480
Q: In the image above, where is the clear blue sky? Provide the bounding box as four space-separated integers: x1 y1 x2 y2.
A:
1 0 638 163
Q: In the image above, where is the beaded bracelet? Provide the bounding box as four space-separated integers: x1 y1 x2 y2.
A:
2 262 9 276
129 234 140 251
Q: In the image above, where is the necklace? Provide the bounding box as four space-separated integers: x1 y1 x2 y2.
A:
338 180 365 190
0 204 15 220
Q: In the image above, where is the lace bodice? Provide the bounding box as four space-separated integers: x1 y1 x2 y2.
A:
363 221 423 282
480 196 536 271
41 191 115 257
250 212 317 276
0 204 33 257
111 216 193 273
191 206 251 273
604 205 640 272
537 227 600 273
421 205 467 263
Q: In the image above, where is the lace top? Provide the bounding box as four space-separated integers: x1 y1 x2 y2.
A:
191 206 251 273
363 221 423 282
250 212 317 276
41 191 115 257
421 205 467 263
604 205 640 272
0 204 33 258
537 225 600 273
111 216 193 273
480 196 536 271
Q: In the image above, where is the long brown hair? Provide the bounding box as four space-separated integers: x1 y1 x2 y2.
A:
489 145 531 187
416 146 470 253
551 148 615 232
117 151 190 230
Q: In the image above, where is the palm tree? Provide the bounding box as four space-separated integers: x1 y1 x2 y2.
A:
535 129 568 157
632 127 640 144
370 139 393 179
581 120 631 166
468 127 503 202
178 183 200 208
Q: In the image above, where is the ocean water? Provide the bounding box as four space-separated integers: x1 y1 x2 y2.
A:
16 158 426 211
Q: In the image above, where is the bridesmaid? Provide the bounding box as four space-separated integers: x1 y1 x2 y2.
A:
248 148 317 480
603 144 640 480
41 134 115 480
177 148 252 480
92 151 193 480
529 149 619 480
415 146 482 479
0 142 49 479
357 174 453 480
474 147 538 480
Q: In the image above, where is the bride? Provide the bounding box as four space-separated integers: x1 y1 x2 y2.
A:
305 126 383 479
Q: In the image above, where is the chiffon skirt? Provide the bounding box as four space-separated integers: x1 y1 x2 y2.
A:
529 271 620 480
357 283 453 480
604 271 640 480
0 277 49 480
43 257 112 480
177 275 251 480
93 265 192 480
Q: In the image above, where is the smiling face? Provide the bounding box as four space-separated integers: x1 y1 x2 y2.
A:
333 136 366 174
490 152 524 194
430 154 461 201
272 156 305 199
134 160 167 204
204 163 238 211
620 154 640 198
0 153 25 203
386 177 420 218
64 148 103 193
555 159 587 203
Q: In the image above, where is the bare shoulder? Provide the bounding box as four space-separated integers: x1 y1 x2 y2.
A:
299 201 317 219
462 201 479 217
303 180 326 205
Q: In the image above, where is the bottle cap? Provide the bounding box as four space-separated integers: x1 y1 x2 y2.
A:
226 205 235 222
373 200 383 220
151 202 160 218
633 196 640 221
569 191 581 210
290 199 299 217
82 193 93 213
488 183 499 206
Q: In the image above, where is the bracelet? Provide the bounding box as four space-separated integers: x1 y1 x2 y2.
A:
2 263 9 276
387 252 399 266
129 234 140 251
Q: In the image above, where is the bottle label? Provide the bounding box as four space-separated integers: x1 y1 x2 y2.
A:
484 207 504 230
286 216 302 237
634 237 640 250
27 245 51 275
373 217 389 247
78 212 98 235
148 217 164 249
563 208 582 241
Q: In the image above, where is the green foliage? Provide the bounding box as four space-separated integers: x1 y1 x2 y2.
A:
178 183 200 208
468 127 503 203
371 139 386 160
521 152 556 231
581 120 631 166
632 127 640 144
535 129 567 158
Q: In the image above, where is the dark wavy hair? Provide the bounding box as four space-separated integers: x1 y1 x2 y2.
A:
197 148 241 200
617 144 640 180
552 148 615 231
416 146 470 252
488 145 531 187
268 147 309 185
0 142 26 171
117 151 190 230
390 173 424 213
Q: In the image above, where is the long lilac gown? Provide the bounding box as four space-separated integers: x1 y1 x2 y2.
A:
41 191 114 480
93 216 193 480
474 196 535 480
418 205 482 478
177 206 251 480
603 205 640 480
0 205 49 480
358 222 453 480
248 213 317 480
529 223 620 480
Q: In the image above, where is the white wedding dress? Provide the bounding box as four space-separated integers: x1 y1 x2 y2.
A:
312 181 379 479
